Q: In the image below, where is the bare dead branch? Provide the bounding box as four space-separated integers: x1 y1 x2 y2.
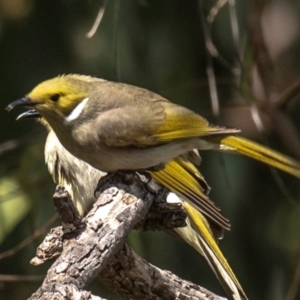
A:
248 0 276 104
28 176 226 300
86 1 107 38
198 0 220 117
207 0 228 24
248 0 300 159
99 243 226 300
29 174 154 299
276 78 300 109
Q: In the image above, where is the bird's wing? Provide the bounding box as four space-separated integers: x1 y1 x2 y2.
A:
93 99 166 147
92 94 239 147
92 86 300 179
152 102 240 141
150 158 230 233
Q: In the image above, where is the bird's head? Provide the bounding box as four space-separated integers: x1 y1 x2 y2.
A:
6 75 91 121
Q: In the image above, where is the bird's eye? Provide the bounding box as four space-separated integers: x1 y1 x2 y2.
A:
50 93 60 102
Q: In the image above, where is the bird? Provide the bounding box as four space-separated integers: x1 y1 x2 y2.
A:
6 75 300 178
44 129 247 300
6 74 300 299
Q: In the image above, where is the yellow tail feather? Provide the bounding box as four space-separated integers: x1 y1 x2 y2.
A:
218 136 300 179
150 159 247 299
181 202 248 300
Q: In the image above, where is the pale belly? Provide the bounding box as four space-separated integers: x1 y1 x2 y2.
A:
74 138 213 172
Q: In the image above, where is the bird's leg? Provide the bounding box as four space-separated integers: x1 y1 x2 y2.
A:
137 172 184 213
94 172 116 198
137 171 163 195
134 177 187 231
146 162 165 172
94 171 137 198
94 162 165 198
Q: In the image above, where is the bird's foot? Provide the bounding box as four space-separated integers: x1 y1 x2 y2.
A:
94 172 115 198
94 171 137 198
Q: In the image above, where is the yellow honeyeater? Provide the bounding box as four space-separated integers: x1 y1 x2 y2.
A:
6 74 300 299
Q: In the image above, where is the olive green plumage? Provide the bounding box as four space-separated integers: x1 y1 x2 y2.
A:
7 74 300 299
45 130 246 300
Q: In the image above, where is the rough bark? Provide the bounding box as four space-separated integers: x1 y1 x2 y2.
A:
29 175 226 300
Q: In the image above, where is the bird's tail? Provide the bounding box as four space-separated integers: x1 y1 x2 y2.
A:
151 159 247 300
217 136 300 179
176 202 248 300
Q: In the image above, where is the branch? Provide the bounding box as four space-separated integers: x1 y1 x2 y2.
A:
99 243 226 300
248 0 300 159
29 175 226 300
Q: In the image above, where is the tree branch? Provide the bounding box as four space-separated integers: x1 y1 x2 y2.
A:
248 0 300 159
99 243 226 300
29 175 226 300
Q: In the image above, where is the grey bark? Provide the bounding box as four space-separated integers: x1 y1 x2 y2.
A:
29 175 226 300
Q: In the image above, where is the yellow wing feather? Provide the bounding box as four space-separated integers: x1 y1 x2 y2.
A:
150 159 230 231
152 104 240 141
150 103 300 180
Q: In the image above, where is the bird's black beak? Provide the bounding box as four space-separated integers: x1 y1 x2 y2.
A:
16 110 41 120
6 97 41 120
6 97 36 112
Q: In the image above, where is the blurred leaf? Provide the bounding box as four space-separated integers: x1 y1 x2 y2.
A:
0 176 31 243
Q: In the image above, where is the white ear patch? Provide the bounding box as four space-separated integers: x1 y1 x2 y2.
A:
65 97 89 121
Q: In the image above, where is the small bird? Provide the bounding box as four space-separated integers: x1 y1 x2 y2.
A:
44 130 247 300
7 75 300 178
6 74 300 299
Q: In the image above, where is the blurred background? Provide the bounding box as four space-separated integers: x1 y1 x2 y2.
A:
0 0 300 299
